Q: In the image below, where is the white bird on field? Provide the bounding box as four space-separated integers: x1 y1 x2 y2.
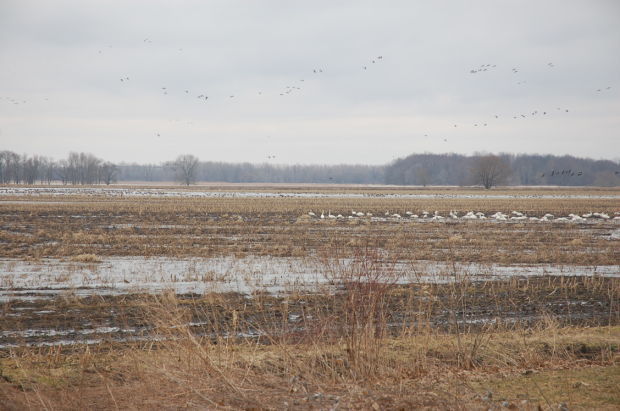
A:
462 211 477 220
320 211 325 219
308 211 316 217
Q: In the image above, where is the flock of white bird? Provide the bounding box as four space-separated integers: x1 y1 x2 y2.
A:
307 210 619 222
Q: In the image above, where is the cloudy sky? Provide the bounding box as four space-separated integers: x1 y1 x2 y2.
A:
1 0 619 165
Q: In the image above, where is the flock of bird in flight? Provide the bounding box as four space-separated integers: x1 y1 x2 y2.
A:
543 169 620 178
105 40 613 152
110 40 386 156
1 38 615 163
419 61 614 143
117 46 384 105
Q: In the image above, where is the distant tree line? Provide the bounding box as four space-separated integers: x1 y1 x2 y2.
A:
1 149 618 187
117 157 385 185
385 153 620 187
0 151 118 185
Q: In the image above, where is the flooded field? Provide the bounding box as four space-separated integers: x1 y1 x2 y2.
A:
1 256 619 300
1 254 618 348
1 185 619 409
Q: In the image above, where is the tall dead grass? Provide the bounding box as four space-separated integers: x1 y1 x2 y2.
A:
1 248 619 408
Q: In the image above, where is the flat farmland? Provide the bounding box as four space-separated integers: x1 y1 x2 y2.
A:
1 186 618 265
0 185 619 409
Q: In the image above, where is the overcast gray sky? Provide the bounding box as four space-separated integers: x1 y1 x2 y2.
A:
1 0 619 165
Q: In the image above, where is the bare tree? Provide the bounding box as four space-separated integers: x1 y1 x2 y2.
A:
99 162 118 185
471 155 511 189
22 155 42 184
171 154 200 185
40 157 56 185
1 151 22 184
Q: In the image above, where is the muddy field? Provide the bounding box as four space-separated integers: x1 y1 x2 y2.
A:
1 185 619 409
0 185 618 348
1 276 617 349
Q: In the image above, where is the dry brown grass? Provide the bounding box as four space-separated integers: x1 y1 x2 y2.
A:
1 186 618 408
1 300 618 409
1 249 619 408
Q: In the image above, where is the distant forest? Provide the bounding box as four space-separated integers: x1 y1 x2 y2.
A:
1 150 618 187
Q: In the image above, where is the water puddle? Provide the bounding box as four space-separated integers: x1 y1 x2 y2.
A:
1 256 618 302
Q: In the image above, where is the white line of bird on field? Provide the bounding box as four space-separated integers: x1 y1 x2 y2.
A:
306 210 619 222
